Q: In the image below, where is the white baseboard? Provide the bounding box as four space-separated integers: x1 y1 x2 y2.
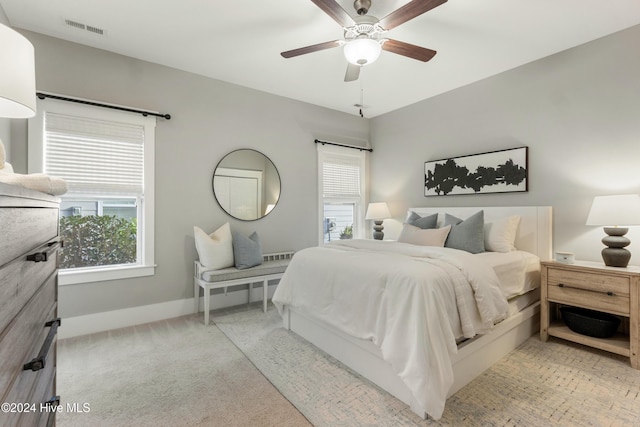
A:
59 283 278 339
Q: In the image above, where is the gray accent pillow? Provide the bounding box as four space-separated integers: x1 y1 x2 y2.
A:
443 210 486 254
232 231 263 269
406 212 438 229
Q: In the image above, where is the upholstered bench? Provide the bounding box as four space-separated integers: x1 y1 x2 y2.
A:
194 252 293 325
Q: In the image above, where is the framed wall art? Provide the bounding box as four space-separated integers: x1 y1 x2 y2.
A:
424 146 528 196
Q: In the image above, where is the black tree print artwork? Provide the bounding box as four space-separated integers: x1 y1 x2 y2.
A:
424 147 528 196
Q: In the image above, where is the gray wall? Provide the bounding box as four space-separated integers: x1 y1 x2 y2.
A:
370 25 640 265
13 31 369 318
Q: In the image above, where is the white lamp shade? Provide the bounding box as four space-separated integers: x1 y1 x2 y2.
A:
586 194 640 226
365 202 391 220
344 38 382 66
0 24 36 118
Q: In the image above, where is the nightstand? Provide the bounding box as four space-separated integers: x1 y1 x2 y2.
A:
540 260 639 369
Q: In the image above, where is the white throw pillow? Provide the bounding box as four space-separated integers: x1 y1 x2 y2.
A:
194 223 234 269
398 223 451 247
484 215 521 252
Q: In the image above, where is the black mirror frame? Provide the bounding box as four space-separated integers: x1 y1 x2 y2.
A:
212 149 281 221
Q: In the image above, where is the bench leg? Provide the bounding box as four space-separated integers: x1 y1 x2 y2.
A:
263 279 268 313
204 287 210 325
194 279 200 314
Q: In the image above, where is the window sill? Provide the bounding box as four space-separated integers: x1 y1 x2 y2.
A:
59 264 156 286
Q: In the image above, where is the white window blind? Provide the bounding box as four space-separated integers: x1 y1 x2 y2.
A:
322 154 362 199
44 112 144 195
317 144 367 243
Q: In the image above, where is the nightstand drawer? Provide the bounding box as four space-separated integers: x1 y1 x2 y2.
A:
547 268 630 316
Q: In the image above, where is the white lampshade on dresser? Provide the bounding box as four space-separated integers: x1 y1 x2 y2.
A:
586 194 640 267
0 23 36 118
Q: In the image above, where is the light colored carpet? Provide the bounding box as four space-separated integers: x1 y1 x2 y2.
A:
57 312 311 427
57 304 640 427
214 306 640 427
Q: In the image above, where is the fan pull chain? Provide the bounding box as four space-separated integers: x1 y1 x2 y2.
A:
359 76 364 118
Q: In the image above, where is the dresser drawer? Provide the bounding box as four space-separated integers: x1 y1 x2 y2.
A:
547 268 630 316
2 305 57 427
0 207 59 268
0 242 60 335
0 273 57 398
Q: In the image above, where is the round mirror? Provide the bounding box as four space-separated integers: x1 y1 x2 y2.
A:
212 149 281 221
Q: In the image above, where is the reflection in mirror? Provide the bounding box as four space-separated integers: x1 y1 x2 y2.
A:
212 149 281 221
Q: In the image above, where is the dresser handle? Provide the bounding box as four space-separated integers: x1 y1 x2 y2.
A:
23 318 61 372
26 241 60 263
557 283 616 297
44 396 60 427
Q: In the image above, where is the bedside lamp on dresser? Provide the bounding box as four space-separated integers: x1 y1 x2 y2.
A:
585 194 640 268
366 202 391 240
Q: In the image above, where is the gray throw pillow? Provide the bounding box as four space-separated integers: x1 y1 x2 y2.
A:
406 212 438 229
232 231 263 269
443 210 485 254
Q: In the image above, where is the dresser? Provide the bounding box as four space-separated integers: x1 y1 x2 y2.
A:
540 260 639 369
0 183 61 426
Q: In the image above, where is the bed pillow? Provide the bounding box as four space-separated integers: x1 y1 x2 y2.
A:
232 231 263 269
484 215 521 252
406 211 438 229
194 223 234 269
398 223 451 247
443 210 485 254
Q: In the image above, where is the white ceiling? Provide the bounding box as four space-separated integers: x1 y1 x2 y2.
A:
2 0 640 117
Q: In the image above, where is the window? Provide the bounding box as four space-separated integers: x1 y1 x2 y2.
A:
317 144 366 244
28 97 155 285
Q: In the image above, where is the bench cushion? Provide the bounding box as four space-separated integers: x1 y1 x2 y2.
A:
201 259 289 283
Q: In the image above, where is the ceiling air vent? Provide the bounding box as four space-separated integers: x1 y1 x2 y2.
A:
64 19 85 30
64 18 105 36
86 25 104 35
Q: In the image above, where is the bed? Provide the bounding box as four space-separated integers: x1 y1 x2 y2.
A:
272 206 552 420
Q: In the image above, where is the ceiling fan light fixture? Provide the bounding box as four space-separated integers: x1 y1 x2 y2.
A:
344 37 381 66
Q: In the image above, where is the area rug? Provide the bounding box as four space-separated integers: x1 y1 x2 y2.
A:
213 306 640 427
57 314 311 427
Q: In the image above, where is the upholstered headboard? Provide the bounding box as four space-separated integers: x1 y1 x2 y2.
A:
408 206 553 260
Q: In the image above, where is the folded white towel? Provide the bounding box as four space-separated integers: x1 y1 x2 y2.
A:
0 162 68 196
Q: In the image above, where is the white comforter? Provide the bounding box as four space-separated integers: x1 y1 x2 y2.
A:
272 239 508 420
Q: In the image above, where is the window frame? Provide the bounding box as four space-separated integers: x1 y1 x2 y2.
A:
28 96 156 285
317 144 367 244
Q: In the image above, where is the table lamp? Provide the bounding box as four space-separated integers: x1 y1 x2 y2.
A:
586 194 640 267
365 202 390 240
0 23 36 118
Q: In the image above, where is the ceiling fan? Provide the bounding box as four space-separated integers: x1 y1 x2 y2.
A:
281 0 447 82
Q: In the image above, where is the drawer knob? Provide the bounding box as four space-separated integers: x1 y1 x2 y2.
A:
558 283 565 288
607 291 614 296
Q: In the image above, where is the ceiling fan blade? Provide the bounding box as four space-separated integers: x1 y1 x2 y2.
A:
281 40 342 58
344 63 360 82
310 0 355 27
379 0 447 30
382 39 437 62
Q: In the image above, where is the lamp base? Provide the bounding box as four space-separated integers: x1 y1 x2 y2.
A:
601 227 631 268
372 220 384 240
602 248 631 267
